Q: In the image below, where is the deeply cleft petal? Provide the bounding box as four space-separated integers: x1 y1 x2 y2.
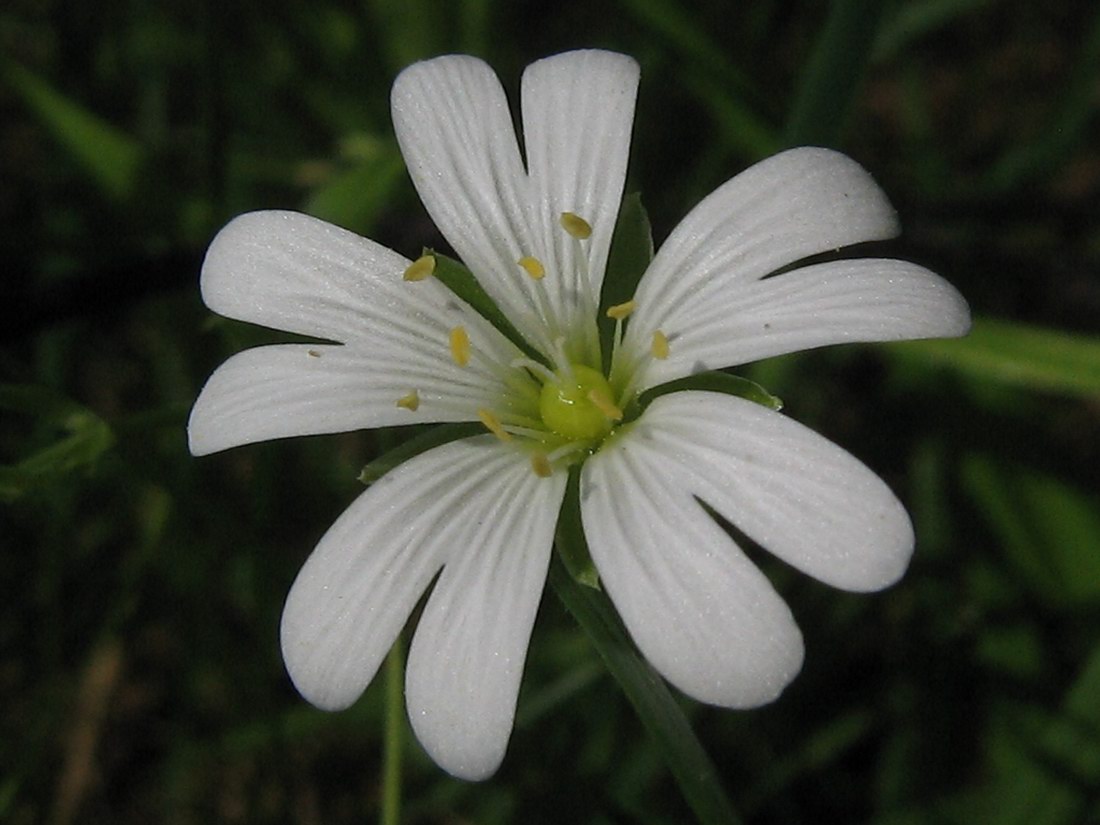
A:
405 447 567 781
631 148 901 330
391 56 544 349
190 210 520 455
624 148 970 387
187 340 510 455
580 426 805 708
393 51 639 357
521 50 638 340
201 211 488 345
619 392 916 591
634 258 971 388
281 438 566 759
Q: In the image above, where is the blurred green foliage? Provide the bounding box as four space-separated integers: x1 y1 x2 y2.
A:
2 0 1099 822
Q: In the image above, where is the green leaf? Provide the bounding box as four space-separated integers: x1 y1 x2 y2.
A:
874 0 996 61
0 385 115 502
628 371 783 421
549 555 743 825
4 62 142 201
430 252 547 365
358 423 484 485
304 141 406 233
782 0 888 148
962 454 1100 607
886 318 1100 398
986 5 1100 191
616 0 779 158
984 644 1100 825
599 192 655 373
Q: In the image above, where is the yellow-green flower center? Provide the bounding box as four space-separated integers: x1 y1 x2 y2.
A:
539 363 621 440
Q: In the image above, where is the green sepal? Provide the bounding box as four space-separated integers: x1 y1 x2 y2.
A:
428 251 548 366
599 192 655 374
626 371 783 422
358 422 484 485
554 466 601 590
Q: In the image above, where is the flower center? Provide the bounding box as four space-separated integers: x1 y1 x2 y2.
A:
399 210 673 478
538 363 621 441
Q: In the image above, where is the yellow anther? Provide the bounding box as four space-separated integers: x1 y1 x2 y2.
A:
403 254 436 282
449 326 471 366
518 256 546 280
395 390 420 411
560 212 592 240
530 451 553 478
606 299 637 320
651 330 670 360
477 408 512 442
587 388 623 422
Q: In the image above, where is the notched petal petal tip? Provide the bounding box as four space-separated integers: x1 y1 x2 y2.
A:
635 392 917 593
404 449 566 781
581 444 806 709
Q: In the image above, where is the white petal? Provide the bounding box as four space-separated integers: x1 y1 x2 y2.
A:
631 391 915 591
202 210 499 348
633 258 972 388
188 339 510 455
521 50 639 341
581 433 805 708
405 453 567 780
391 57 550 352
631 148 900 335
280 437 561 718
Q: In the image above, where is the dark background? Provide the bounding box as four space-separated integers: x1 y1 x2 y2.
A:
3 1 1100 822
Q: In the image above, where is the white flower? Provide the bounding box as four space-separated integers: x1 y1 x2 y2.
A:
188 50 970 780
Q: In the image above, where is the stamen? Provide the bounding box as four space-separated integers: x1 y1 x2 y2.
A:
395 390 420 411
477 408 512 442
606 300 636 320
403 254 436 282
547 441 590 463
587 388 623 422
449 326 471 366
560 212 592 240
518 256 546 280
550 337 575 382
530 452 553 478
651 330 670 360
510 356 557 385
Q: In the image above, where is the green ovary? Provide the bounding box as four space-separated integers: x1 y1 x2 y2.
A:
539 364 619 441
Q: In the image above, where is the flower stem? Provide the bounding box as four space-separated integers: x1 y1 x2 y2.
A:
548 556 744 825
380 637 404 825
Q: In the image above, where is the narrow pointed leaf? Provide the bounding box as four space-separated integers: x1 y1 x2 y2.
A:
5 63 142 200
358 422 484 485
886 318 1100 398
782 0 887 147
549 557 743 825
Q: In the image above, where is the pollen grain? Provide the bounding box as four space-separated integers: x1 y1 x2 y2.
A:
477 409 512 442
449 326 471 366
396 390 420 411
403 254 436 282
560 212 592 240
